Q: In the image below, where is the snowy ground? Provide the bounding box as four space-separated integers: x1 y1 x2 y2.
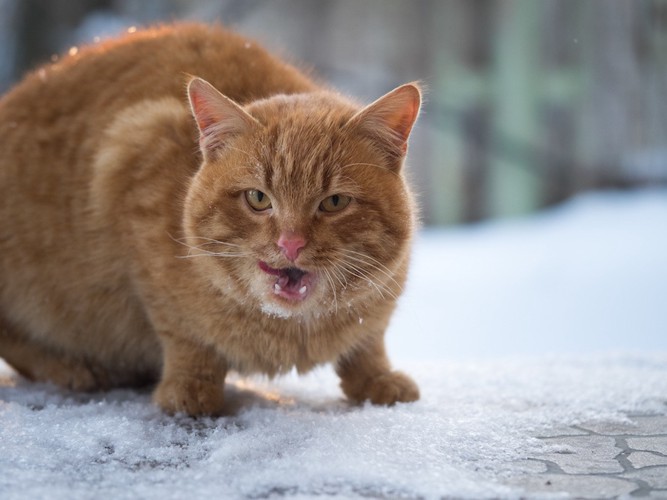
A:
1 189 666 499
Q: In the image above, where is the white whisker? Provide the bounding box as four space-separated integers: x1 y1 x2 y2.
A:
322 266 339 314
168 232 249 260
336 260 396 301
226 145 262 165
343 249 403 290
177 251 250 259
170 234 244 248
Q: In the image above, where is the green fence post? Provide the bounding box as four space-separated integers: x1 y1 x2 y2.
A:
490 0 542 217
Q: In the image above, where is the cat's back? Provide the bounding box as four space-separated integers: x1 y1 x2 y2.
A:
0 24 315 156
0 24 316 373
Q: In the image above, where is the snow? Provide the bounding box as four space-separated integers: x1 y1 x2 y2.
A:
390 188 667 360
1 189 667 499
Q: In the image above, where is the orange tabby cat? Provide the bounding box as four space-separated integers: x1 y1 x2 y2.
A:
0 24 420 416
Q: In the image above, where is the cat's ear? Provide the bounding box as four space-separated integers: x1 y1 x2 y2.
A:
187 77 260 158
346 83 421 163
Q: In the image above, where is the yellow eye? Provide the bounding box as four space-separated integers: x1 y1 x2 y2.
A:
319 194 351 213
245 189 272 211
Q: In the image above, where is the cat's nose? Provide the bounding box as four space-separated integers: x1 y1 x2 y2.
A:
277 232 306 262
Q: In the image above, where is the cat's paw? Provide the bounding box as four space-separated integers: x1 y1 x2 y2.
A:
33 356 110 392
342 371 420 406
153 377 225 417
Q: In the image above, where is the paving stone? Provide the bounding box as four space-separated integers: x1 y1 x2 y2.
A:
622 466 667 489
523 412 667 498
627 437 667 455
580 416 667 436
539 435 624 474
505 459 549 474
505 473 637 499
627 451 667 469
632 416 667 436
535 425 590 438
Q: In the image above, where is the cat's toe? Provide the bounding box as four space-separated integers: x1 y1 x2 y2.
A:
32 356 108 392
345 371 420 406
153 378 225 417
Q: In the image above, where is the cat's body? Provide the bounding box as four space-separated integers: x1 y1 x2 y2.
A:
0 24 420 415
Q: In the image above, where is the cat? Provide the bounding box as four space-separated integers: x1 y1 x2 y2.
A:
0 23 421 416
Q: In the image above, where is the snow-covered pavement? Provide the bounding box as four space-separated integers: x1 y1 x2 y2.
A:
1 189 666 499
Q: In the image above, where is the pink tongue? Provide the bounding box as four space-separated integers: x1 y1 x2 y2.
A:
277 274 291 289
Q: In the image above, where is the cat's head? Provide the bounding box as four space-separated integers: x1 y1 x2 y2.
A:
182 77 421 319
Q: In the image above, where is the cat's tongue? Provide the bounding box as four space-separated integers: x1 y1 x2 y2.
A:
259 262 310 301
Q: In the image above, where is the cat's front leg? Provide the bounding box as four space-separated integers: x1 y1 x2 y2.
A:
335 334 419 406
152 332 227 417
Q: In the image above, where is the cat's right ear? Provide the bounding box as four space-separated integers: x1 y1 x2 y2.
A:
187 77 259 159
345 83 422 165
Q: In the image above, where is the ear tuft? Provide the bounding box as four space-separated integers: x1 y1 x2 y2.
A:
187 77 259 158
348 83 422 158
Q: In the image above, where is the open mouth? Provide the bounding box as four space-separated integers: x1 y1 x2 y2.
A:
258 261 313 301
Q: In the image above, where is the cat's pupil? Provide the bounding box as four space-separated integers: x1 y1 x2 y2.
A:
331 195 339 206
257 191 264 202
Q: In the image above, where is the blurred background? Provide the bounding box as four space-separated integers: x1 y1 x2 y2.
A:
1 0 666 226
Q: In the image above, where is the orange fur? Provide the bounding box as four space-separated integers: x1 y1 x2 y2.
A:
0 24 420 416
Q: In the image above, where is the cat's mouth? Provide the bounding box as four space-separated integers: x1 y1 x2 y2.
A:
258 261 313 302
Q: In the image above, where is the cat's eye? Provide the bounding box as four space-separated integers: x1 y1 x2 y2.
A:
319 194 352 213
245 189 272 211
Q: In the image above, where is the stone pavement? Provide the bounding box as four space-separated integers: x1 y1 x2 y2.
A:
505 414 667 498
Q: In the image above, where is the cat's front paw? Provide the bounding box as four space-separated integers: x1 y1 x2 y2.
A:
342 371 420 406
153 377 225 417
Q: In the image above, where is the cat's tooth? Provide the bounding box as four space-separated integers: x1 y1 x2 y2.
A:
274 283 282 293
299 285 307 295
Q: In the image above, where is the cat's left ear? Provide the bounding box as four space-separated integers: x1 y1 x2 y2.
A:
187 77 260 159
346 82 422 162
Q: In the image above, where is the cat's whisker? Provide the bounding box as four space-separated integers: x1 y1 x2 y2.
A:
226 145 262 165
346 260 398 301
336 260 396 301
339 247 400 277
338 249 403 292
168 233 250 260
336 262 398 299
342 260 401 297
321 266 339 314
177 251 250 260
325 258 355 313
169 233 244 249
340 248 396 272
327 261 348 290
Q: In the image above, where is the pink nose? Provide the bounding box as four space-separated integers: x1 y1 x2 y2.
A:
277 232 306 262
